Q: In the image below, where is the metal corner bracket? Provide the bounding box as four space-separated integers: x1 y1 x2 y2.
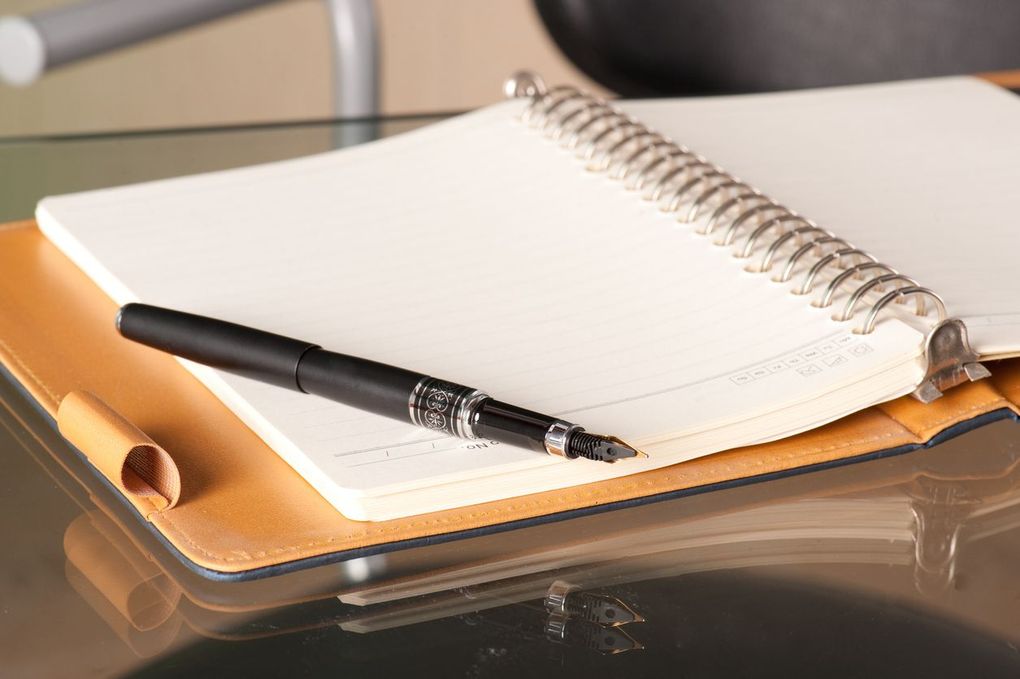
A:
911 318 991 403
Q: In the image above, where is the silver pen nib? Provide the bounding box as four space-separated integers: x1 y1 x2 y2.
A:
568 432 645 463
565 592 646 626
545 614 645 654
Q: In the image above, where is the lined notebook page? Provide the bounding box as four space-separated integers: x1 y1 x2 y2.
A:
36 94 926 508
626 77 1020 356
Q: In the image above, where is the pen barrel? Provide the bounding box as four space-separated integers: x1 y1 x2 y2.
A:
295 349 428 423
117 304 598 458
117 303 317 390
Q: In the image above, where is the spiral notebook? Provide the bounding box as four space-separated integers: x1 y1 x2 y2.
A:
35 76 1020 521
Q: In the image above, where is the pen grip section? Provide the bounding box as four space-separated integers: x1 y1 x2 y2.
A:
473 400 556 454
117 303 316 390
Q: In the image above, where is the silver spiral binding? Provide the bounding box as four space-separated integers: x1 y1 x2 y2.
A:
502 71 990 402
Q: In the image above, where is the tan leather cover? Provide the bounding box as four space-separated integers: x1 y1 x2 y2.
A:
2 219 1018 575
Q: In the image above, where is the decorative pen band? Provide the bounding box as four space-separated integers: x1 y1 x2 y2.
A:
407 376 621 461
407 378 487 439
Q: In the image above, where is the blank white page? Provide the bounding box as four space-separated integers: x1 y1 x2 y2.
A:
626 77 1020 356
36 94 925 511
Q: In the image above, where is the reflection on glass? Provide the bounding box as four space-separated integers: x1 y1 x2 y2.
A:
3 373 1019 665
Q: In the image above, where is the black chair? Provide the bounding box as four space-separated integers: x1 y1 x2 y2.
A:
534 0 1020 96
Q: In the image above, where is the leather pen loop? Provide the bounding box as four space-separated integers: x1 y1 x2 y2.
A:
58 391 181 516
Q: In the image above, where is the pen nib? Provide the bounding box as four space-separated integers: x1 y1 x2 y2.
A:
567 593 645 626
569 433 645 463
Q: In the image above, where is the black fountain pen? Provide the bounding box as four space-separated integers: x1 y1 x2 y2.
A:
116 304 644 463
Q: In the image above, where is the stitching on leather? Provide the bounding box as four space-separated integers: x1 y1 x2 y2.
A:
876 406 928 438
153 389 1020 566
923 397 1010 426
0 338 60 407
155 427 913 564
884 398 1006 439
149 391 1015 567
0 221 169 520
0 224 58 405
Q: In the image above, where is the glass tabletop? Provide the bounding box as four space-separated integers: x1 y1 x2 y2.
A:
2 116 1019 678
0 115 444 224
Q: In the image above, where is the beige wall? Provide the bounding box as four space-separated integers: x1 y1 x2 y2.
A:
0 0 607 137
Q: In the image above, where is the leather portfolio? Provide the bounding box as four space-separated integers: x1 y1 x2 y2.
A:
2 218 1018 579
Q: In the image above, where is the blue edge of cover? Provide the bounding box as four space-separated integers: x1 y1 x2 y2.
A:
6 362 1017 583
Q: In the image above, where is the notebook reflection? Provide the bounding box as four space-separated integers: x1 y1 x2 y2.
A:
4 378 1019 663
